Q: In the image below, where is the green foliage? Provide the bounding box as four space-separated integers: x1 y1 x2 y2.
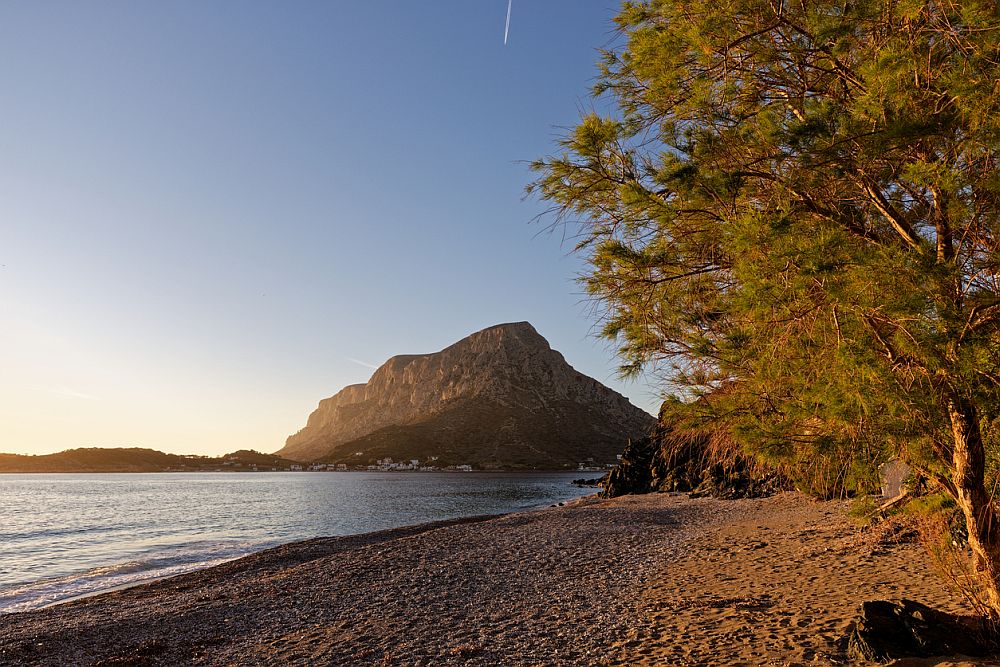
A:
905 493 958 519
531 0 1000 498
849 495 880 526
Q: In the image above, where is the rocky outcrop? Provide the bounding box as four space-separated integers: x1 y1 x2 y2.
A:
278 322 654 466
602 412 785 499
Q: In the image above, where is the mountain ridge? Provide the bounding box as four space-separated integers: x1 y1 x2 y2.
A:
0 447 300 473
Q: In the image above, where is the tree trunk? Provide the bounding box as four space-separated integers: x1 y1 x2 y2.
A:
949 397 1000 616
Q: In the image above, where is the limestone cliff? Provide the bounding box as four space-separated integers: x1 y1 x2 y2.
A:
278 322 654 467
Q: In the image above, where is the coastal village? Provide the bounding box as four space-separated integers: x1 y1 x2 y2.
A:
271 458 608 473
217 455 471 473
296 458 474 473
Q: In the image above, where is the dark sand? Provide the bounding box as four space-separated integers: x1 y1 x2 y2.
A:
0 493 989 666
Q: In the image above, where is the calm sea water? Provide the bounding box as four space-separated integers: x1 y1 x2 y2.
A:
0 471 592 613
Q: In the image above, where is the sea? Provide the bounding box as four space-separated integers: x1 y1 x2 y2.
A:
0 471 593 614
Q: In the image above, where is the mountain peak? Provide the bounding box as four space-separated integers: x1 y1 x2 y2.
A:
453 321 548 349
476 321 539 335
278 323 653 466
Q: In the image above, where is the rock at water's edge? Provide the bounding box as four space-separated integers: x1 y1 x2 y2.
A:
602 417 784 500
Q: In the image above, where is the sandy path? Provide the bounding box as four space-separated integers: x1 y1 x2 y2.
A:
0 493 984 666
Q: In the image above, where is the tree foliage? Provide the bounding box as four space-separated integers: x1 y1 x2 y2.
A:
531 0 1000 612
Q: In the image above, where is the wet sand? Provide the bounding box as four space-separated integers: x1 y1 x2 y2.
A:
0 492 987 666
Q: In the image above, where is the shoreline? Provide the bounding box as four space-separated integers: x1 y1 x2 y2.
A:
0 492 980 666
4 489 596 615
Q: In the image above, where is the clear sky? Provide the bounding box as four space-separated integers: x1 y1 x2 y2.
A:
0 1 660 457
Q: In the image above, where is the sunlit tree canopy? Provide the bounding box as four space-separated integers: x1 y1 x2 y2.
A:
532 0 1000 613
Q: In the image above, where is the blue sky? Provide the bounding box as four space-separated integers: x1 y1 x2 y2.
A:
0 1 659 456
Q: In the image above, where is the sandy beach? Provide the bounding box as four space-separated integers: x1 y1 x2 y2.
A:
0 492 986 666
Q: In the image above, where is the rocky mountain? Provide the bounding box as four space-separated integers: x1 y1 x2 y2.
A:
278 322 655 468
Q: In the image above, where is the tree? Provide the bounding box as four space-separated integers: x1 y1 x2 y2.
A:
531 0 1000 613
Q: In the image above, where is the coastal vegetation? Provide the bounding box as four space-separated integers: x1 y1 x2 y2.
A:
531 0 1000 615
0 448 300 473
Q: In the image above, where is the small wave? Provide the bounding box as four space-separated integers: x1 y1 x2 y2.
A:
2 523 122 542
0 541 278 614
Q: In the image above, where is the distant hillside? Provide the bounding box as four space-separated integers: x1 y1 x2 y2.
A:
280 322 654 468
0 448 300 473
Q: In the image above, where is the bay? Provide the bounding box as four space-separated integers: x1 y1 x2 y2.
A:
0 471 593 613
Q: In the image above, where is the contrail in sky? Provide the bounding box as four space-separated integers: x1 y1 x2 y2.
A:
346 357 380 370
504 0 512 45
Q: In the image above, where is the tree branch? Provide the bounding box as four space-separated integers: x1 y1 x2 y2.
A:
859 179 924 251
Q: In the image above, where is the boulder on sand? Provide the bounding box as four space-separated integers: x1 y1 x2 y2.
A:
847 599 996 662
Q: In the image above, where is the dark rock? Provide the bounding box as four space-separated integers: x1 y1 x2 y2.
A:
602 437 658 496
847 599 996 663
948 507 970 547
602 417 785 500
688 461 784 500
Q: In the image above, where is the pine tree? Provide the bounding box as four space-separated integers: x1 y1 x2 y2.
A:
531 0 1000 613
